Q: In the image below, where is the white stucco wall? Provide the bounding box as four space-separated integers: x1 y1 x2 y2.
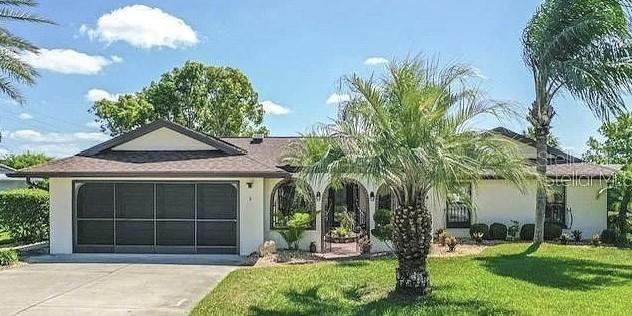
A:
112 127 215 151
48 176 264 256
49 178 73 254
433 179 607 239
567 180 607 237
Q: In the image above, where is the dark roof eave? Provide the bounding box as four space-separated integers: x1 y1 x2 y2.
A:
480 174 613 180
7 171 291 179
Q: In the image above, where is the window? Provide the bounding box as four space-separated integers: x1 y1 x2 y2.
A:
270 180 314 229
546 183 567 228
446 184 472 228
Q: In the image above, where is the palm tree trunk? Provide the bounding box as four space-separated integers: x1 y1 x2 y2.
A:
392 196 432 296
534 132 547 243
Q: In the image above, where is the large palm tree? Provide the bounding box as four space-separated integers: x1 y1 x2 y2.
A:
283 57 535 296
523 0 632 243
0 0 52 103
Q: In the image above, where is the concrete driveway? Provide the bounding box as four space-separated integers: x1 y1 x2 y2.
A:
0 255 241 315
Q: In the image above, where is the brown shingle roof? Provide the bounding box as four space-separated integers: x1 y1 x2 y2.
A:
546 163 617 178
13 150 289 178
7 120 617 179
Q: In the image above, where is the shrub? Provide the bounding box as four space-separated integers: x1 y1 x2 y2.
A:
0 249 19 266
592 234 601 247
434 228 445 242
559 233 570 245
571 230 582 242
438 231 451 246
489 223 508 240
600 229 618 245
371 208 393 243
544 222 563 240
277 212 312 250
472 232 484 244
507 220 520 240
0 188 49 243
520 224 535 240
446 236 458 252
469 223 489 239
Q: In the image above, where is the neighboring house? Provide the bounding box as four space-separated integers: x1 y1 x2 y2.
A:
0 164 27 191
10 120 615 255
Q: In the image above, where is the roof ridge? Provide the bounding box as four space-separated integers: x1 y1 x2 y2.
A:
79 119 247 156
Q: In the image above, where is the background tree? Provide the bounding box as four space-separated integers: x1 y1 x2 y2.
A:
91 61 268 137
583 113 632 238
523 126 560 147
522 0 632 243
283 57 533 296
1 151 52 170
0 0 53 103
1 151 52 190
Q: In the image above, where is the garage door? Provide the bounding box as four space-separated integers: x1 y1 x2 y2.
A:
73 181 238 254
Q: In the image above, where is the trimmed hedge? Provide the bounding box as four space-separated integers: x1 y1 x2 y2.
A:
489 223 508 240
0 188 49 243
544 222 563 240
520 224 535 240
469 223 489 239
600 229 618 244
519 223 563 241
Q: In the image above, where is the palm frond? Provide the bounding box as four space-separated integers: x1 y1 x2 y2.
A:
0 7 53 24
285 56 536 207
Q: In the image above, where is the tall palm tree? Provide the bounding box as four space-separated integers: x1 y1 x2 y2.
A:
283 57 535 296
523 0 632 242
0 0 52 104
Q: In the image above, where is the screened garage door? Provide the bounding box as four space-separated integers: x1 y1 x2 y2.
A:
74 182 238 254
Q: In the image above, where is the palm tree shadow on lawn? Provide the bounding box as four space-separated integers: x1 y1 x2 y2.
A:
249 284 516 316
477 243 632 290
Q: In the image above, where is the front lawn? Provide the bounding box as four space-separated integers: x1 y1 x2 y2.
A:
192 243 632 315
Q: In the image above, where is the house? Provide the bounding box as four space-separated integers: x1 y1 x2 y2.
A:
10 119 615 255
0 164 27 191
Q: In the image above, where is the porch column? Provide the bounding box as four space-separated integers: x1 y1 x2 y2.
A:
311 177 328 252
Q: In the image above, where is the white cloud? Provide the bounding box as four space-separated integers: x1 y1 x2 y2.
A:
326 93 351 105
18 113 33 120
472 67 488 80
19 143 81 158
21 48 118 75
86 88 121 102
80 5 199 49
110 55 123 63
364 57 389 65
261 100 290 115
85 121 101 129
10 130 110 143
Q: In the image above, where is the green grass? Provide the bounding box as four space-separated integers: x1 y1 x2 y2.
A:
192 243 632 315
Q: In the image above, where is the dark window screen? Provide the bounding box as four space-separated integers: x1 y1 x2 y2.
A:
197 222 236 247
156 184 195 219
77 220 113 245
156 221 194 246
115 220 154 245
77 183 114 218
116 183 154 219
197 183 237 219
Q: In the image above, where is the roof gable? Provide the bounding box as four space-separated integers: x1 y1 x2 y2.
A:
80 120 246 156
491 127 582 163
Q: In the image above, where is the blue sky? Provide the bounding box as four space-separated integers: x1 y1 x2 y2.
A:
0 0 607 157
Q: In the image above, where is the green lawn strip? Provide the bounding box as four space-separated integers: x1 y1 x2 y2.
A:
192 243 632 315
